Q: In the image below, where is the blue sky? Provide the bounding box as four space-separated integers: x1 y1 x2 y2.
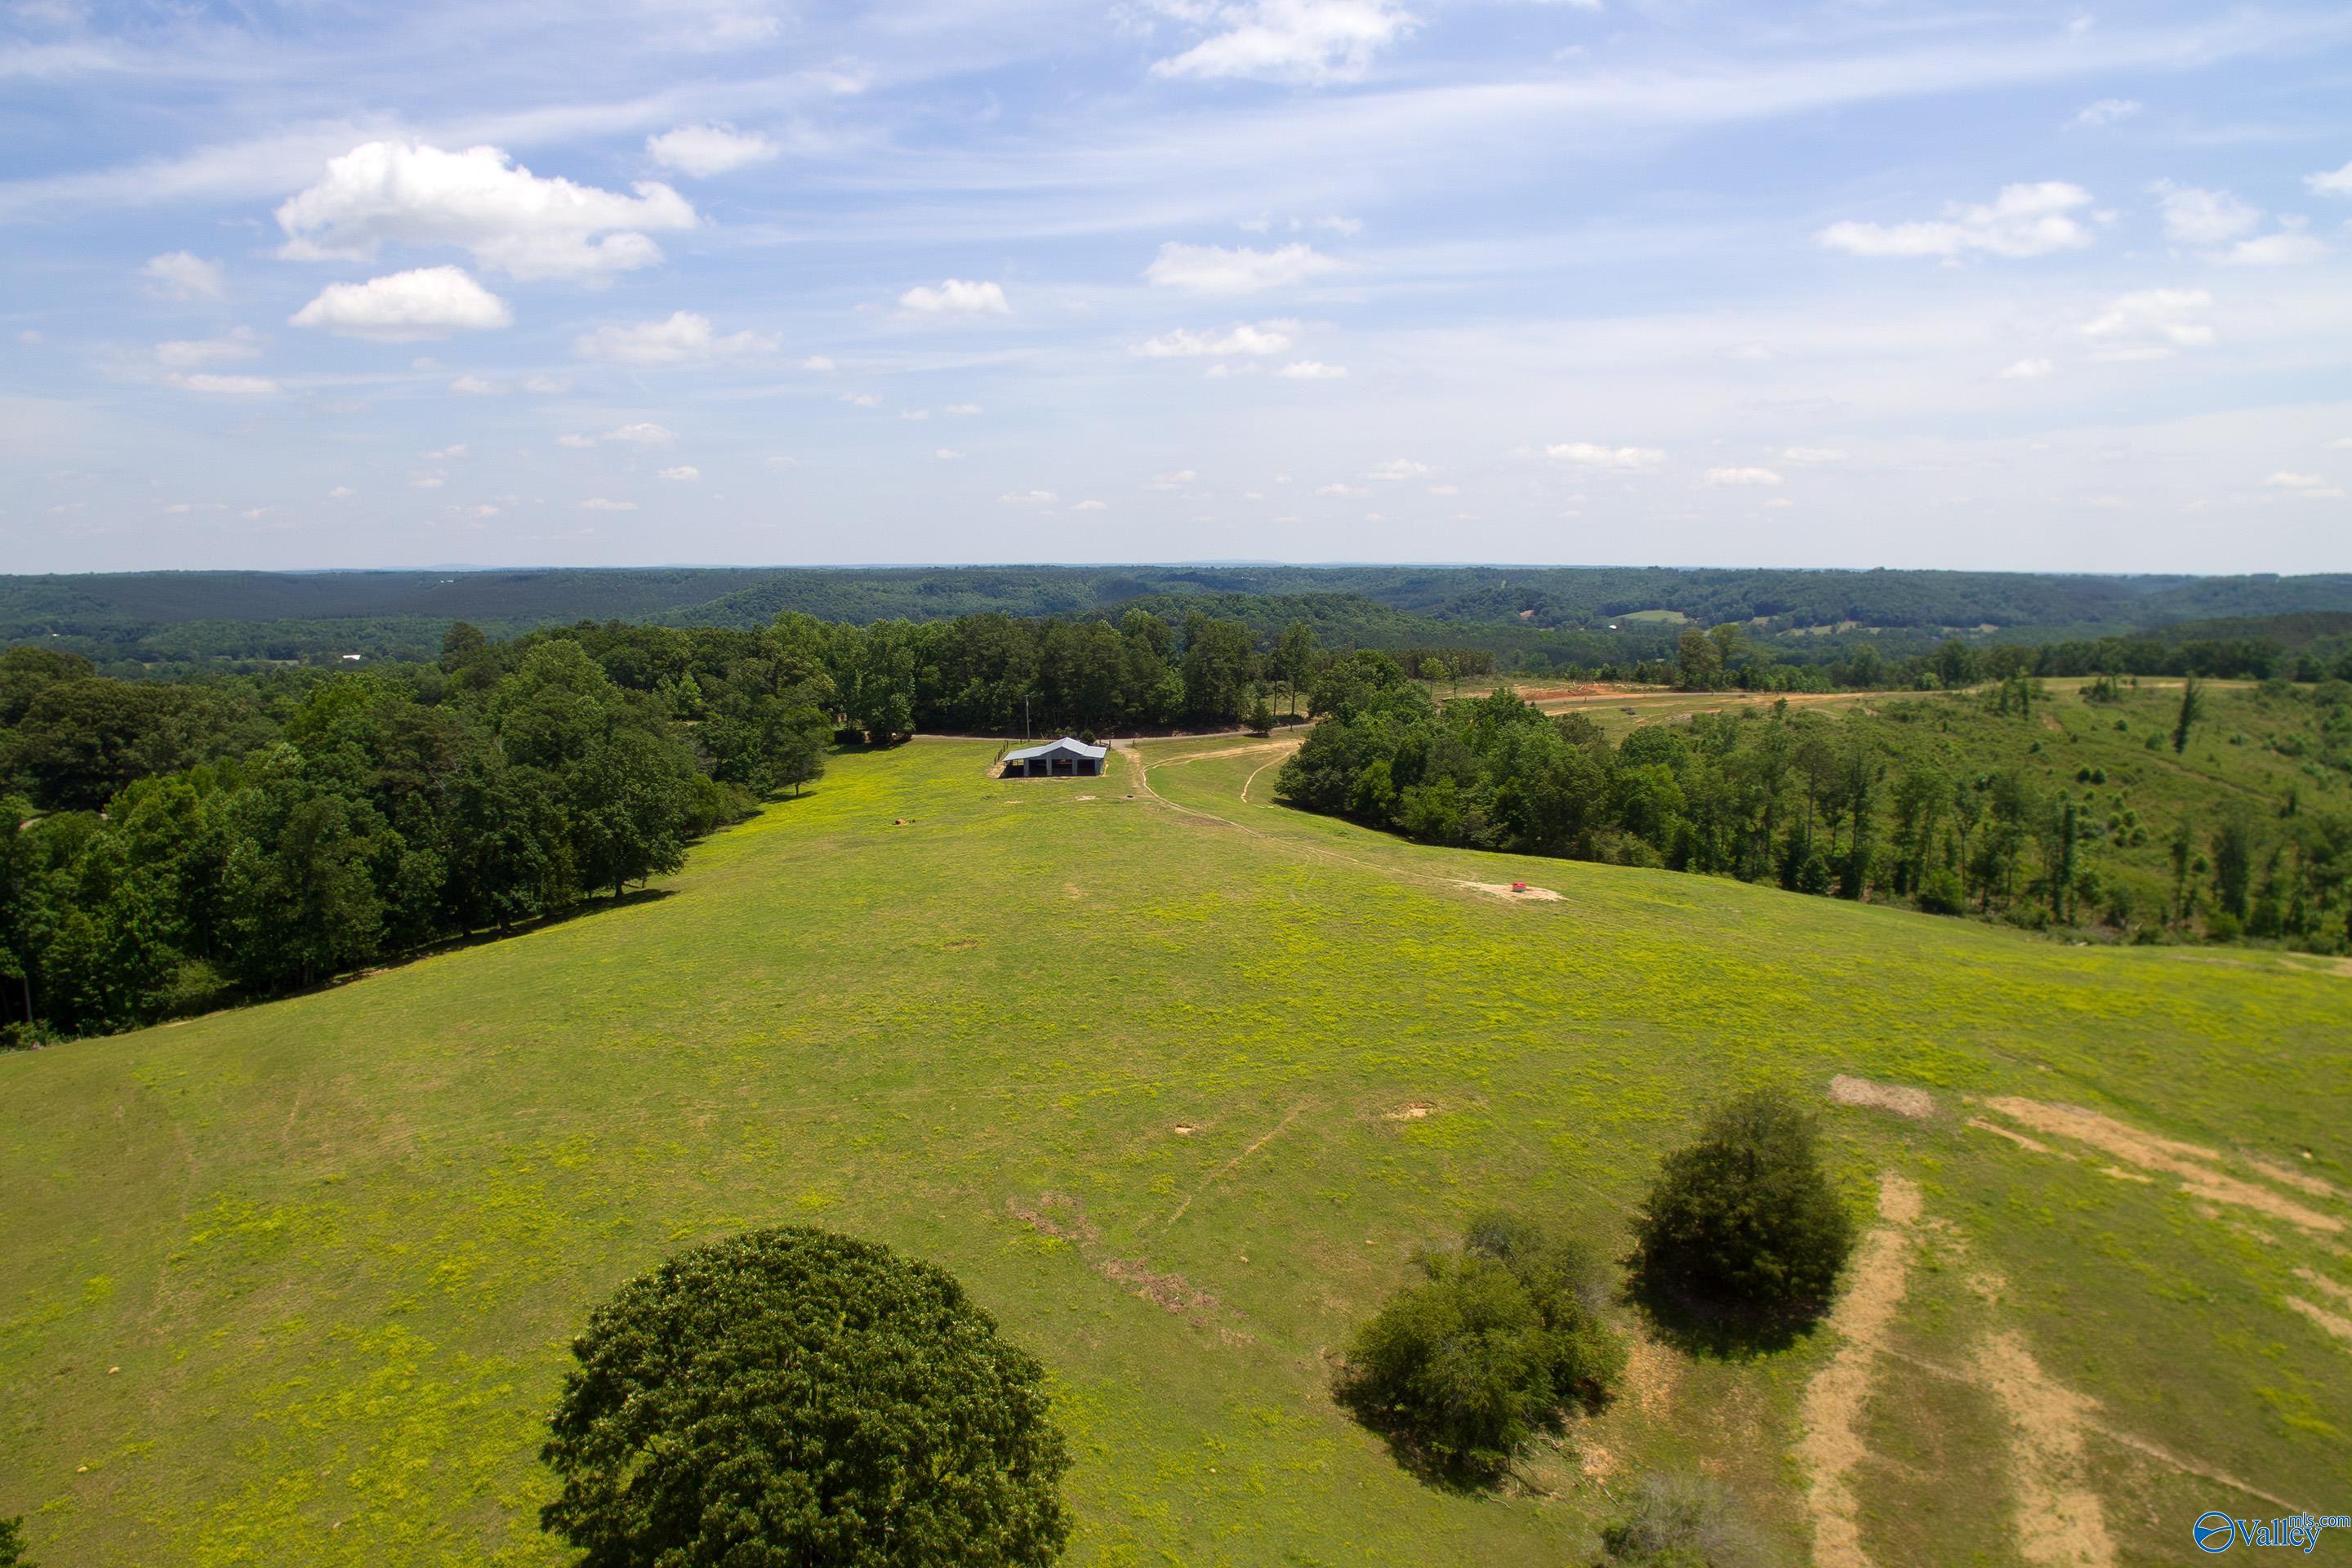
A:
4 0 2350 573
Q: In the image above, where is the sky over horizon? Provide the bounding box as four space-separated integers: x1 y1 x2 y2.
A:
5 0 2352 575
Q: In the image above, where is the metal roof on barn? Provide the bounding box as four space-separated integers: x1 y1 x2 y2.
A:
1003 737 1107 762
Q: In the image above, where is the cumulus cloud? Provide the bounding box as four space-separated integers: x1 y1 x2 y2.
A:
1277 359 1345 378
275 140 696 282
2153 180 2260 244
1149 0 1416 85
573 310 776 363
2305 159 2352 198
838 391 881 408
1782 447 1846 464
1368 458 1430 480
449 373 501 394
998 489 1057 505
933 448 965 461
645 123 778 177
898 278 1009 316
290 266 513 341
2265 471 2344 498
658 466 700 482
327 486 354 499
154 326 260 368
140 250 224 301
1547 442 1665 470
581 497 639 510
1144 242 1341 294
2225 231 2326 266
2069 98 2141 128
945 403 983 416
2080 287 2214 357
556 433 599 449
1135 320 1297 357
1817 182 2094 260
1315 482 1370 497
1071 500 1107 511
1704 466 1783 486
801 354 837 372
2000 357 2056 379
605 422 678 446
1144 470 1197 491
165 372 278 394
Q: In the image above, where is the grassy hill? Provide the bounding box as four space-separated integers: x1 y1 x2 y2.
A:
2 737 2346 1565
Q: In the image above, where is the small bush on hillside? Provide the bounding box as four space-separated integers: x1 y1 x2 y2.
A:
541 1227 1070 1568
1339 1213 1624 1484
1627 1088 1854 1339
0 1516 31 1567
1595 1473 1782 1568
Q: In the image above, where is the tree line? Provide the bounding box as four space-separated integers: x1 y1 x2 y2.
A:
1276 653 2352 947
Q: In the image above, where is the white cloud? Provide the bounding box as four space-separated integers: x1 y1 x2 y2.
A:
275 140 696 282
523 374 572 394
1145 470 1197 490
1144 242 1341 294
1278 359 1346 379
410 472 446 489
1782 446 1846 464
2153 180 2260 244
658 466 700 482
1368 458 1429 479
2305 159 2352 198
1071 499 1107 511
901 408 930 421
165 372 278 395
2329 437 2352 451
1817 181 2094 260
2080 287 2214 357
604 422 678 446
1705 466 1783 486
2265 470 2333 489
838 391 881 408
422 443 467 461
999 489 1057 505
154 327 260 368
1150 0 1417 86
163 501 226 514
327 486 354 499
1547 442 1665 470
1762 497 1794 510
933 448 965 461
898 278 1009 316
290 266 512 341
2000 357 2056 379
556 433 599 449
645 123 778 178
2069 98 2141 128
574 310 776 363
1315 482 1370 497
1425 483 1459 496
140 251 224 301
801 355 837 372
581 497 639 510
2225 231 2325 266
945 403 983 416
449 373 501 394
1136 319 1298 357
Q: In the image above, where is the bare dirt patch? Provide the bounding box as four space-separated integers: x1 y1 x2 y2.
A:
2243 1153 2344 1201
2295 1267 2352 1307
1796 1172 1921 1568
1008 1192 1100 1245
1172 1124 1196 1137
1460 880 1562 901
1967 1117 2062 1156
1381 1102 1435 1122
1983 1098 2345 1234
1976 1331 2117 1568
1100 1256 1221 1316
2285 1294 2352 1348
1829 1075 1936 1120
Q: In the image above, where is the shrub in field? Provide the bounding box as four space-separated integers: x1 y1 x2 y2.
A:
0 1516 30 1567
541 1227 1070 1567
1339 1213 1623 1483
1594 1473 1782 1568
1627 1088 1854 1337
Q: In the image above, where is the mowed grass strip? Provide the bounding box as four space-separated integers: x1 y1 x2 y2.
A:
2 738 2345 1566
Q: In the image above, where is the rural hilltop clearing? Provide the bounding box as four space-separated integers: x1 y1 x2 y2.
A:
3 735 2345 1565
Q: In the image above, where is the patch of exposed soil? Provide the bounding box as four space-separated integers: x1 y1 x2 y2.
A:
1983 1098 2345 1234
2295 1267 2352 1307
1008 1192 1100 1245
1975 1332 2117 1568
2285 1294 2352 1347
2243 1153 2344 1201
1796 1172 1920 1568
1100 1256 1222 1316
1967 1117 2062 1156
1382 1102 1434 1121
1460 880 1563 901
1829 1075 1936 1120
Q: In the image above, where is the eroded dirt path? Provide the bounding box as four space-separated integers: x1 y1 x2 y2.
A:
1796 1173 1922 1568
1976 1332 2117 1568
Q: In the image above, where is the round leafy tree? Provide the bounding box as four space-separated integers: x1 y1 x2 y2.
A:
1627 1088 1855 1330
1339 1212 1623 1482
541 1227 1070 1567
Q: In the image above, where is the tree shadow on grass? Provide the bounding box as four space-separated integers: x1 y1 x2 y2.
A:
1624 1274 1827 1361
1330 1374 1527 1495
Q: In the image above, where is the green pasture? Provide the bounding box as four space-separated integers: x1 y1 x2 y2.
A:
2 735 2345 1566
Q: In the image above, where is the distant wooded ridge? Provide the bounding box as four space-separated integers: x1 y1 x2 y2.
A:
6 565 2351 672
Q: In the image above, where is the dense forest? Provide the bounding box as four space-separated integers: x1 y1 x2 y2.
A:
10 565 2352 674
1279 653 2352 951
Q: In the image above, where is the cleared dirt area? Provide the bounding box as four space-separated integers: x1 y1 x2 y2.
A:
1829 1075 1936 1120
1982 1098 2345 1234
1460 881 1563 901
1976 1332 2116 1568
1797 1173 1922 1568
